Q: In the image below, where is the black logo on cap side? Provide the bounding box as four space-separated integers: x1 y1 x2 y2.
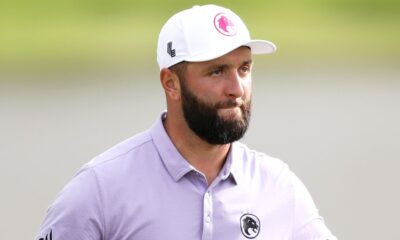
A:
240 214 260 239
167 41 176 57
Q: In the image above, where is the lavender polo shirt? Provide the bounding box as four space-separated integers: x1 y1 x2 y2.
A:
36 112 337 240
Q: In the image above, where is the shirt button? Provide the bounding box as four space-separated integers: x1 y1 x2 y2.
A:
205 215 211 223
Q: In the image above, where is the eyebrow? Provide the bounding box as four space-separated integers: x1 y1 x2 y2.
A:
205 59 253 72
242 59 253 66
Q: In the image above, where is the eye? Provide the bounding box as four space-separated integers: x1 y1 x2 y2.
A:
210 67 224 76
240 64 251 73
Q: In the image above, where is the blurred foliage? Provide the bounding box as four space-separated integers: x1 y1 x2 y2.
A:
0 0 399 69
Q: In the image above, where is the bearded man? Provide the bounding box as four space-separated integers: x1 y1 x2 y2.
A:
36 4 337 240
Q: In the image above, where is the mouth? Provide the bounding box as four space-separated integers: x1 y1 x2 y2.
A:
218 99 244 109
219 105 241 110
218 106 243 118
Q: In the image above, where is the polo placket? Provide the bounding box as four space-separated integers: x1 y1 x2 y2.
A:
202 189 214 240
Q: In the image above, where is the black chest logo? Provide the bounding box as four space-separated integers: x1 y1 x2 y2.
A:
240 214 260 239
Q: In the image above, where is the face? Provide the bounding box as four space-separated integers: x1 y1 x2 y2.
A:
178 47 253 145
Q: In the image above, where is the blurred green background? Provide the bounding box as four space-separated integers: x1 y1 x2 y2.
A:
1 0 399 71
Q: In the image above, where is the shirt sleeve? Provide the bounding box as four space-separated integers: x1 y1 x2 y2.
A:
291 172 338 240
35 167 104 240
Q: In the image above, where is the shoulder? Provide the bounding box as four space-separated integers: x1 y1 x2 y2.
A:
51 129 156 199
65 129 161 188
80 130 154 171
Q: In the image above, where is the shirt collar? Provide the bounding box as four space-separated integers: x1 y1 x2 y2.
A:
224 142 242 185
150 111 194 182
150 111 241 185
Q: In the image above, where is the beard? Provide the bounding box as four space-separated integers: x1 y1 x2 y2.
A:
180 79 251 145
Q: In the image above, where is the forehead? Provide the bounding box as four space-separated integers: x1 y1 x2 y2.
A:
188 47 252 70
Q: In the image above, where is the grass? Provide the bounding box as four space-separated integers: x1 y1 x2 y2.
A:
0 0 399 69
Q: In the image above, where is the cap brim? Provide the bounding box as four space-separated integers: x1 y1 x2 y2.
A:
185 39 276 63
245 40 277 54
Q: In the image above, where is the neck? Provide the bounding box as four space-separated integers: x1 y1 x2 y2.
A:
163 113 230 185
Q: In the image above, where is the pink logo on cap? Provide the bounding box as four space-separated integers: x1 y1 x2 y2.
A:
213 13 237 36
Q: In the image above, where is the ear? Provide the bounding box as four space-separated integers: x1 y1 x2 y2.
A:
160 68 181 101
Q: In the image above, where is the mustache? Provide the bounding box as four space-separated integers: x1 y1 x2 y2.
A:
216 99 246 109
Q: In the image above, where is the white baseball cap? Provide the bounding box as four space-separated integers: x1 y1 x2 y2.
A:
157 4 277 70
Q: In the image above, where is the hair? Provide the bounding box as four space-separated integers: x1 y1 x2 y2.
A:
168 61 188 83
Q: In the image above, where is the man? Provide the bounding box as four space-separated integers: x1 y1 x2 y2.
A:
36 4 337 240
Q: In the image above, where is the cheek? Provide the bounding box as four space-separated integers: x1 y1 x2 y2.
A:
198 82 224 101
185 84 220 107
202 90 221 105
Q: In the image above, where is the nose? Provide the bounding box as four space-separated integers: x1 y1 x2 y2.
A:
225 70 245 99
